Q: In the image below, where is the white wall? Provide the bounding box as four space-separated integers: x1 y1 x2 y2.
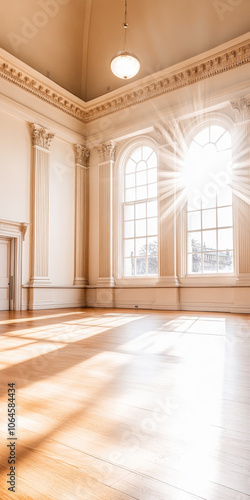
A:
49 138 75 286
0 111 30 223
0 111 31 285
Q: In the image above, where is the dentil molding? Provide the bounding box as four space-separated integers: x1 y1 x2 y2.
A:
0 36 249 124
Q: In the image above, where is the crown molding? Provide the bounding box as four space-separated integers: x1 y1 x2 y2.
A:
85 35 250 122
0 48 85 122
0 34 249 125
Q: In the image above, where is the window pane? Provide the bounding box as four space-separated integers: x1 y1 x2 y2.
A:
124 204 134 221
148 168 157 183
188 211 201 231
218 206 232 227
142 146 153 161
137 185 147 200
135 202 146 219
124 239 134 257
188 253 201 273
148 183 157 198
202 209 216 229
219 251 233 272
137 160 147 171
148 237 158 255
136 219 146 237
125 187 135 202
125 173 135 188
148 256 158 274
217 186 232 207
203 230 216 251
125 257 134 276
187 232 201 252
147 217 157 236
126 158 136 174
217 150 232 171
210 125 225 144
187 195 201 211
136 171 147 186
147 152 157 169
203 252 217 273
216 131 232 151
201 192 216 209
147 200 157 217
195 127 209 146
136 238 146 256
131 148 141 163
218 228 233 250
189 141 202 159
124 221 134 238
136 257 146 275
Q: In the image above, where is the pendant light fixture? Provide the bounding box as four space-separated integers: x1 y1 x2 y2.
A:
110 0 140 80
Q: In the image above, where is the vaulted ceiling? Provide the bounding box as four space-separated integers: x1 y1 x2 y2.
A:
0 0 249 102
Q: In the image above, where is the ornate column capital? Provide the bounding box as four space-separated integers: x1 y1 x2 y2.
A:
74 144 90 168
96 141 116 163
31 124 54 150
230 97 250 122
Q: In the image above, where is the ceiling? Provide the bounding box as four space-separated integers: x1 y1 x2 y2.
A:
0 0 249 102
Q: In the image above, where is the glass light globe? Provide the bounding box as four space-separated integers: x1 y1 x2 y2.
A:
110 51 140 79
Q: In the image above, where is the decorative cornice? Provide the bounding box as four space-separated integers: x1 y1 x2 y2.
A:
74 144 90 167
31 124 54 150
230 97 250 122
85 39 250 123
0 60 85 122
96 142 116 163
0 37 249 124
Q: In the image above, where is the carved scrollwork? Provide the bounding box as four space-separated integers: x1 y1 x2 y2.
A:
230 97 250 122
74 144 90 167
31 124 54 150
97 142 116 163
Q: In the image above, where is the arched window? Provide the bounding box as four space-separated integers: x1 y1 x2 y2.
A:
185 124 234 274
123 144 158 277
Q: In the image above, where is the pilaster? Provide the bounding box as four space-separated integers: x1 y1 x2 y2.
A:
154 124 180 287
74 145 90 286
97 141 116 288
230 98 250 283
30 124 54 285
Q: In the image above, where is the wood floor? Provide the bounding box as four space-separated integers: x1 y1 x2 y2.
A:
0 308 250 500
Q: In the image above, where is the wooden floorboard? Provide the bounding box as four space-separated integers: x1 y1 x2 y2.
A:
0 308 250 499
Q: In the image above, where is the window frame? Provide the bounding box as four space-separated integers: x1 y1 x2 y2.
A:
115 137 159 284
178 115 238 286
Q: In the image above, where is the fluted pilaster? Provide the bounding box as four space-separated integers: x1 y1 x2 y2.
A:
30 124 54 285
231 98 250 281
97 142 116 286
74 144 90 285
154 124 180 286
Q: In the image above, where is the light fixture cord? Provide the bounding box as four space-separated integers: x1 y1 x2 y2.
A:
123 0 128 50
